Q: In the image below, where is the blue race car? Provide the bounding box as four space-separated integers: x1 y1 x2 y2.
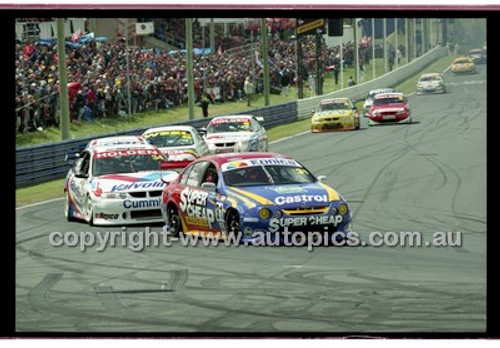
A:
161 152 352 244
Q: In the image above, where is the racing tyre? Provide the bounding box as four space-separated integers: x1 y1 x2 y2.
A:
84 195 94 226
226 209 240 237
64 192 77 222
167 204 183 237
355 118 360 130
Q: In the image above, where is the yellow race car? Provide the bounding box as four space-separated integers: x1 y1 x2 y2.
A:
311 98 360 132
451 57 476 74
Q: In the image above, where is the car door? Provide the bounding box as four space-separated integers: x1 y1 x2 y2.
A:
192 129 209 156
175 160 212 233
68 151 91 214
253 118 268 151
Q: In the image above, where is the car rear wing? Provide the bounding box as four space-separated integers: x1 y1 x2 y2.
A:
255 116 265 123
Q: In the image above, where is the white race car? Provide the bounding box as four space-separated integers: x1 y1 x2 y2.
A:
64 142 184 226
142 125 209 162
362 88 397 117
416 73 446 95
204 115 268 154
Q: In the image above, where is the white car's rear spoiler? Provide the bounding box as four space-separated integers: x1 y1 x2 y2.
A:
255 116 265 123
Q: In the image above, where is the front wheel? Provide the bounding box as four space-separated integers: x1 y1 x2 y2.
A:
64 192 76 222
167 204 183 237
226 210 240 237
84 195 94 226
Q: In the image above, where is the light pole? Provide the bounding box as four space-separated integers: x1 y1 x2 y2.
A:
185 18 195 120
125 18 132 119
395 18 398 69
340 33 344 89
354 18 359 84
414 18 417 59
56 18 70 140
372 17 376 80
405 18 409 64
383 18 387 74
261 18 270 105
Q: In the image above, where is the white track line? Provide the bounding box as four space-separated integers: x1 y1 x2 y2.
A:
16 196 64 210
269 130 310 145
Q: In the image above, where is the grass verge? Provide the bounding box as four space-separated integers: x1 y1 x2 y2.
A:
16 54 457 207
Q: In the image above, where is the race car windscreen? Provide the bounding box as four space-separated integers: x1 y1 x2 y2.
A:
207 119 252 133
317 101 350 112
455 58 471 64
143 131 194 147
224 165 316 187
93 154 164 176
419 77 440 82
373 96 405 105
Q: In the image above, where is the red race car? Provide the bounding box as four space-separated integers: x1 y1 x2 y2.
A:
367 92 412 126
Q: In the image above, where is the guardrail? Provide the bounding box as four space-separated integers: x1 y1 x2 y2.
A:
16 46 444 188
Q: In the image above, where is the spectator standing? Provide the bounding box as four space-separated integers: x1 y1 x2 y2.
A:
244 76 254 106
333 64 339 86
197 92 213 117
281 68 290 96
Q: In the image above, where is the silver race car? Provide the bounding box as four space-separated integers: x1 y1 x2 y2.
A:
204 115 268 154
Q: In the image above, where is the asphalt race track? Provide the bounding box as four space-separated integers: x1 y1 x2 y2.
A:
15 65 487 333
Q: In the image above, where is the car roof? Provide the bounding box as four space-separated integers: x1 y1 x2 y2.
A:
469 48 482 53
374 92 404 99
420 73 441 78
320 98 351 104
199 152 294 166
210 115 254 121
86 135 147 148
369 88 395 93
91 143 159 154
142 125 197 134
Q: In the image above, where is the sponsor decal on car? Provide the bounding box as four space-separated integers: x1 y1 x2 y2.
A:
268 215 343 232
111 181 165 192
94 148 164 159
221 158 300 172
274 194 329 205
95 212 119 220
271 186 307 194
123 199 161 209
179 187 224 228
209 117 251 125
143 130 193 139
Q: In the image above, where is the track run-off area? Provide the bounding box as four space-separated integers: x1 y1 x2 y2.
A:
16 65 486 333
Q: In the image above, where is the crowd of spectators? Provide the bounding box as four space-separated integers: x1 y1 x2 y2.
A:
15 18 377 134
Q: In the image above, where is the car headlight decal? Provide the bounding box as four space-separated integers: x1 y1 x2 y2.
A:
259 207 272 220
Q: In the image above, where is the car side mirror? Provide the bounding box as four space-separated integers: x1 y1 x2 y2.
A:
311 109 316 114
198 127 207 138
317 175 327 183
201 182 216 192
74 171 88 179
65 152 80 166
